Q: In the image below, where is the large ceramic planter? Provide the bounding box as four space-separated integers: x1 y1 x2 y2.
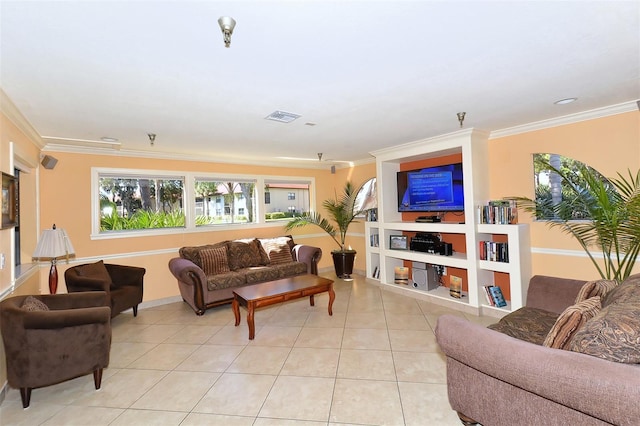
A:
332 250 356 280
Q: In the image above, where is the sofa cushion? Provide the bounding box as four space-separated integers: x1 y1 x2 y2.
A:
260 237 294 264
244 267 280 284
21 296 49 312
569 298 640 363
227 239 265 270
543 296 601 350
488 306 559 343
75 260 113 288
179 241 228 268
271 261 308 279
200 246 230 275
574 279 618 304
206 271 247 291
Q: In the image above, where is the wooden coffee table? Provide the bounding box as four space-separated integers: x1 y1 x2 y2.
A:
232 274 335 340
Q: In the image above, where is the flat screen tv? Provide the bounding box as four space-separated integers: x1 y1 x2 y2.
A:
397 163 464 212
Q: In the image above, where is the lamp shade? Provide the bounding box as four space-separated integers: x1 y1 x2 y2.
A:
33 226 75 260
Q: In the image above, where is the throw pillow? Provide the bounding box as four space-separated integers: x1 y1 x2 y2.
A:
21 296 50 312
76 260 113 287
601 281 640 307
260 237 294 264
227 239 263 270
543 296 601 350
574 279 618 304
200 246 230 275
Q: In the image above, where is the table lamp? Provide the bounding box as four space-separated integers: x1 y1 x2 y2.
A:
32 224 75 294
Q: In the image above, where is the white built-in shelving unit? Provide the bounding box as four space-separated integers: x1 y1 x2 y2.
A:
365 128 531 316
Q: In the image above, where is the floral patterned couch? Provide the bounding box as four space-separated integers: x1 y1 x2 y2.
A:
168 236 322 315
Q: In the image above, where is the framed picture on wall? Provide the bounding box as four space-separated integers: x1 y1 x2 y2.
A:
1 172 18 229
389 235 408 250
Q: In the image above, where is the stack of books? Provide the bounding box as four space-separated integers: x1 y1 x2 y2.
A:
477 200 517 224
479 241 509 262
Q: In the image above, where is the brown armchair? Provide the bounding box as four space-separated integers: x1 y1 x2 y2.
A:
0 292 111 408
65 260 145 317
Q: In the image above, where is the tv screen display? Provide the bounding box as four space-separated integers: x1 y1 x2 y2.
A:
397 163 464 212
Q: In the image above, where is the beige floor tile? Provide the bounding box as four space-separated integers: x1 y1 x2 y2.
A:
255 419 327 426
388 328 439 352
294 327 344 348
226 346 291 375
330 378 404 425
73 368 168 408
393 351 448 383
111 323 151 342
341 328 391 350
127 324 186 343
205 325 253 346
347 299 384 313
132 371 220 411
249 325 302 346
266 310 310 326
164 324 223 344
0 400 65 425
337 349 396 381
345 311 387 329
382 296 424 314
110 408 188 425
175 344 244 372
119 309 169 325
398 381 461 426
193 373 276 416
128 343 199 370
280 347 340 377
108 341 157 368
304 311 346 327
181 413 256 425
385 312 430 330
259 376 334 422
41 406 124 426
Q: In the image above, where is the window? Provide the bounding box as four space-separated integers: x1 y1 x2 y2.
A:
533 153 603 220
264 180 311 221
93 169 315 236
98 173 185 232
194 178 256 225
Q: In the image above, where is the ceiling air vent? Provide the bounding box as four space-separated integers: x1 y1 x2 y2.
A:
265 110 301 123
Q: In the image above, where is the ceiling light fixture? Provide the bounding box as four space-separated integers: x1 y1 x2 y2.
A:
265 110 301 123
457 112 466 128
148 133 156 146
554 97 577 105
100 137 118 142
218 16 236 48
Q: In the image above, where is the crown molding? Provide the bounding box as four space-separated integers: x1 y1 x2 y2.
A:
0 89 44 148
42 142 373 170
490 100 639 139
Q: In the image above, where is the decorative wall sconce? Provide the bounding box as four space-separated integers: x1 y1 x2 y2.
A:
218 16 237 48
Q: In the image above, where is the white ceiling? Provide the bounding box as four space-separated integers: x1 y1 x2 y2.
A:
1 1 639 168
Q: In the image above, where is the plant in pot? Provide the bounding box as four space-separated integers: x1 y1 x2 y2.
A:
285 181 367 280
513 155 640 282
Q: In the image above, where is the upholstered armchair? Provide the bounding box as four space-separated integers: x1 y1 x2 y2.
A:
0 292 111 408
65 260 145 317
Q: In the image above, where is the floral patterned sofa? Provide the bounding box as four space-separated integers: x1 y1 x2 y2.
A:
168 236 322 315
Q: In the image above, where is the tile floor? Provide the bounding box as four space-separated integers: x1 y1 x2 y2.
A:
1 274 495 426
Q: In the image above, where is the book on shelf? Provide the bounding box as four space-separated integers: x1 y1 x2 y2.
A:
488 285 507 307
482 285 495 306
394 266 409 285
372 266 378 279
478 241 509 262
477 200 518 224
449 275 462 298
370 233 379 247
366 208 378 222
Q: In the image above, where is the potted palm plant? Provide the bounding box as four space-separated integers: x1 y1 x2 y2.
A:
285 181 366 280
513 156 640 282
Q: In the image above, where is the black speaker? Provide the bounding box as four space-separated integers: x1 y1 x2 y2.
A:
41 155 58 169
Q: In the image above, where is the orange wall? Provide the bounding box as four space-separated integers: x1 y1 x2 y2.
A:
488 111 640 279
39 151 376 300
